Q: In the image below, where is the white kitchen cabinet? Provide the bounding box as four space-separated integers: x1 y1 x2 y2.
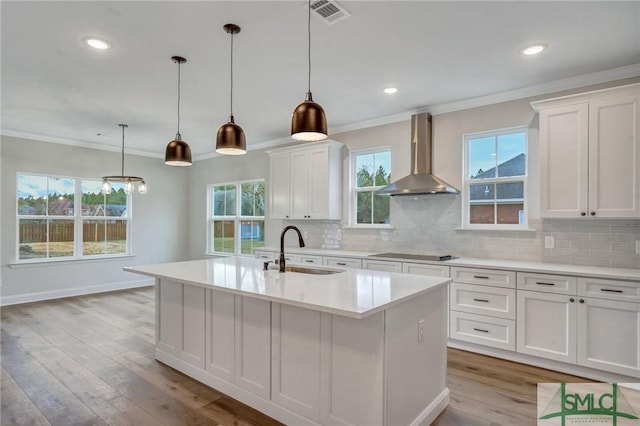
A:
267 141 343 220
517 290 577 363
234 296 271 398
362 259 402 273
533 83 640 218
324 256 362 269
450 282 515 320
402 262 449 277
450 311 515 351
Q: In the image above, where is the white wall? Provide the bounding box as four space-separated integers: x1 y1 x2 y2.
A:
1 136 190 304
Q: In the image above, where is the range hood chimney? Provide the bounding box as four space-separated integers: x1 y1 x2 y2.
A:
376 112 459 196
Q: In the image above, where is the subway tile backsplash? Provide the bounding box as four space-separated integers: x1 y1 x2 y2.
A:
287 196 640 269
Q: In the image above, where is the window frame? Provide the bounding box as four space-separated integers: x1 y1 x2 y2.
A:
206 178 265 256
349 147 392 228
461 126 528 230
15 172 133 264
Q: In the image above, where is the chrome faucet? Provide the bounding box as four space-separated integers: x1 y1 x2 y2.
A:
279 225 305 272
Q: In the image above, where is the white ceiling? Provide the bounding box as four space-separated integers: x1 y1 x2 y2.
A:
2 1 639 159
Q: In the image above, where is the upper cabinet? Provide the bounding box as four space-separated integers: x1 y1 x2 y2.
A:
532 83 640 218
267 141 343 220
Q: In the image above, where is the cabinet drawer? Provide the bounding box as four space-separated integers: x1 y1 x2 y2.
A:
362 259 402 273
254 251 275 261
402 263 449 277
297 255 323 265
451 267 516 288
323 256 362 269
517 272 577 295
449 311 515 351
450 283 515 320
578 277 640 302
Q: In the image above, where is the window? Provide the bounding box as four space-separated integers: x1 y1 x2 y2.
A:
16 173 131 262
351 148 391 226
207 180 265 255
463 128 527 229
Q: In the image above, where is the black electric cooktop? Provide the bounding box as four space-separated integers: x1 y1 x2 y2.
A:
369 253 457 262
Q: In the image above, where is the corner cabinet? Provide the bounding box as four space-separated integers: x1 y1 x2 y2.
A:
267 141 343 220
532 83 640 218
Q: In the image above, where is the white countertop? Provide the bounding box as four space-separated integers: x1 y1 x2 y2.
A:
259 247 640 281
125 256 450 319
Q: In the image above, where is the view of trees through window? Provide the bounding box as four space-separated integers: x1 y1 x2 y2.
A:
210 180 265 255
17 174 129 260
354 150 391 225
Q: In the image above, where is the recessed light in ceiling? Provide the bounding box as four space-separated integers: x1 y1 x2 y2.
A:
384 87 398 94
84 37 111 50
521 44 547 56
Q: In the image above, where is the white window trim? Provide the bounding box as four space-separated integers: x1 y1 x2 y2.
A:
206 178 265 256
15 172 133 263
461 126 529 230
349 146 392 228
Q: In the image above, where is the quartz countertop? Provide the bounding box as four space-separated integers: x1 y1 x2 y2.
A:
125 256 450 319
258 247 640 281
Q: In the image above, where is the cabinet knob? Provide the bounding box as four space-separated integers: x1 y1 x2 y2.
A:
570 298 575 303
590 211 596 216
581 212 586 216
579 299 585 304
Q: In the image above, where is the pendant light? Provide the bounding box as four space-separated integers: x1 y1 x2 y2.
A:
165 56 192 166
102 124 147 195
291 0 327 141
216 23 246 155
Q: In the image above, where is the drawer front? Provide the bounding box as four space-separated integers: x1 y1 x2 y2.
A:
323 256 362 269
297 255 323 265
451 267 516 288
362 259 402 273
254 251 275 261
517 272 577 295
578 277 640 302
449 311 515 351
402 262 449 277
450 283 516 320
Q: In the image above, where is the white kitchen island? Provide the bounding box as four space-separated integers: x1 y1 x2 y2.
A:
125 256 450 426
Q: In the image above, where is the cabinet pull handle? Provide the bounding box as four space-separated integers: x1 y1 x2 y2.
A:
570 298 575 303
473 328 489 333
581 212 586 216
304 259 314 263
473 298 490 303
600 288 623 293
473 275 490 279
536 281 555 286
590 212 596 216
579 299 585 303
336 262 347 266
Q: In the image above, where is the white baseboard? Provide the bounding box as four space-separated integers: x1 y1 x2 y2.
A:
411 387 450 426
0 278 154 306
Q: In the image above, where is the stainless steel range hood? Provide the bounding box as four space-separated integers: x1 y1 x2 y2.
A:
376 113 459 196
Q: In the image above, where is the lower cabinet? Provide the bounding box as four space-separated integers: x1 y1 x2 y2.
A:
362 259 402 272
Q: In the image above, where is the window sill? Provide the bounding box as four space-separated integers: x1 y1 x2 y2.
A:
342 225 395 230
9 254 136 268
454 227 536 232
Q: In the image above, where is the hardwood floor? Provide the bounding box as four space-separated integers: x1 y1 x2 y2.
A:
1 287 590 426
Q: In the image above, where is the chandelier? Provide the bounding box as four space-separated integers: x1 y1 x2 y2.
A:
102 124 147 195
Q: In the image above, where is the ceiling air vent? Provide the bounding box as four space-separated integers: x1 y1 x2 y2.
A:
310 0 350 25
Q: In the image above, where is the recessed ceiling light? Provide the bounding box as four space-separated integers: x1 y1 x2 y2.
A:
84 37 111 50
521 44 546 56
383 87 398 94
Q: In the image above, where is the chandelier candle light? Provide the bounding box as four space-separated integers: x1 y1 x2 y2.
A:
290 0 327 141
215 23 246 155
102 124 147 195
165 55 192 166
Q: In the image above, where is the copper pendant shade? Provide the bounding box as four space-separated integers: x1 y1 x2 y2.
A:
291 0 328 141
165 56 192 166
216 24 246 155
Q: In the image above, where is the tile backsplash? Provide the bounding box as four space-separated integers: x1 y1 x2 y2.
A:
286 195 640 269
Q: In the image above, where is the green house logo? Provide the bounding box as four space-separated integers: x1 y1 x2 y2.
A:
539 383 639 425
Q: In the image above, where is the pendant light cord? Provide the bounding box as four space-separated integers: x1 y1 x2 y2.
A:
307 0 311 94
176 61 181 135
230 30 234 118
120 124 126 177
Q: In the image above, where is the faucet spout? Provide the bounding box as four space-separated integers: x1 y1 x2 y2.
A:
279 225 305 272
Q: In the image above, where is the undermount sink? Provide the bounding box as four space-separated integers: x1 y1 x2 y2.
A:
284 265 343 275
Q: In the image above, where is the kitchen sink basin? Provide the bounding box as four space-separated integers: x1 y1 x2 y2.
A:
285 266 343 275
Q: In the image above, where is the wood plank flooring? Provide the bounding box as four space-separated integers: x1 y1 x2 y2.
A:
1 287 590 426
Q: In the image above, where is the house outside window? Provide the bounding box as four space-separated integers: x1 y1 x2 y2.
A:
350 148 391 226
16 173 131 262
462 128 527 229
207 180 265 255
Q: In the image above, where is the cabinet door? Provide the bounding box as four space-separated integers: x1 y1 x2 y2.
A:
516 290 576 363
577 297 640 377
206 290 235 382
269 152 291 219
588 94 640 217
235 296 271 398
539 103 589 217
289 150 310 219
307 146 330 219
